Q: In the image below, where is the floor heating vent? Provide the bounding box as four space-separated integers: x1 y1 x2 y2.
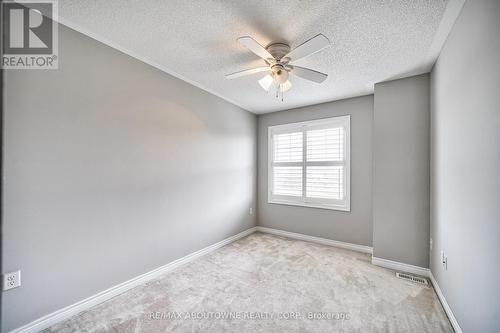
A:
396 272 428 285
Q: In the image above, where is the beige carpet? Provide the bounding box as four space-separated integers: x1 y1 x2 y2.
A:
45 232 452 332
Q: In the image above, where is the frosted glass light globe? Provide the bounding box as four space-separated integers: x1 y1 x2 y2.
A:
272 66 289 84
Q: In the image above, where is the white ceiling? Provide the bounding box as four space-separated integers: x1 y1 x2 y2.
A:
57 0 463 114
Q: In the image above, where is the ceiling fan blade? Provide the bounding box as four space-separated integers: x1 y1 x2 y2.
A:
225 67 269 79
285 34 330 62
290 66 328 83
238 36 274 61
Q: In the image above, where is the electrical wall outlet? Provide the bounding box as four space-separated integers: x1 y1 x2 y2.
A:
249 207 253 215
3 270 21 291
440 251 448 270
430 238 433 251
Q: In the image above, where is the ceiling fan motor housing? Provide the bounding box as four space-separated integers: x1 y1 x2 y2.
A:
266 43 291 61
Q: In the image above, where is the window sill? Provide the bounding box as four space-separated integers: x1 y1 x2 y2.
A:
267 199 350 212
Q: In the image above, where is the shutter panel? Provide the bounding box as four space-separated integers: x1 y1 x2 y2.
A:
306 166 344 200
306 126 345 200
306 127 344 162
273 131 303 162
272 131 303 197
273 166 303 196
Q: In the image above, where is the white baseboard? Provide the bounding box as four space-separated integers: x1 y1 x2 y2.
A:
10 227 257 333
429 272 463 333
371 256 430 277
256 226 373 254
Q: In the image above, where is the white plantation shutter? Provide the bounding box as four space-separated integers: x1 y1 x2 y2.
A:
306 127 345 201
306 166 343 200
273 166 302 196
306 127 344 162
273 132 302 163
268 116 350 211
272 131 303 196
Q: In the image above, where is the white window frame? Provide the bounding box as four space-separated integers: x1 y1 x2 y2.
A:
268 115 351 211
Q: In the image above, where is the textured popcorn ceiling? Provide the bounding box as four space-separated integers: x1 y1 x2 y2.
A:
58 0 461 113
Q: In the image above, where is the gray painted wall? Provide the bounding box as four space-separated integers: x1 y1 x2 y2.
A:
430 1 500 332
257 96 374 246
2 25 257 331
372 74 430 268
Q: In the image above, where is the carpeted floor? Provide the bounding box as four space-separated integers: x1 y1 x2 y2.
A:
45 232 453 332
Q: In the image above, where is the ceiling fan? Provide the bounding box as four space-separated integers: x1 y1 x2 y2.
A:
225 34 330 100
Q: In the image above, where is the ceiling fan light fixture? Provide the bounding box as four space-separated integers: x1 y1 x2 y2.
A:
226 34 330 101
258 74 274 91
271 65 289 84
281 80 292 92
